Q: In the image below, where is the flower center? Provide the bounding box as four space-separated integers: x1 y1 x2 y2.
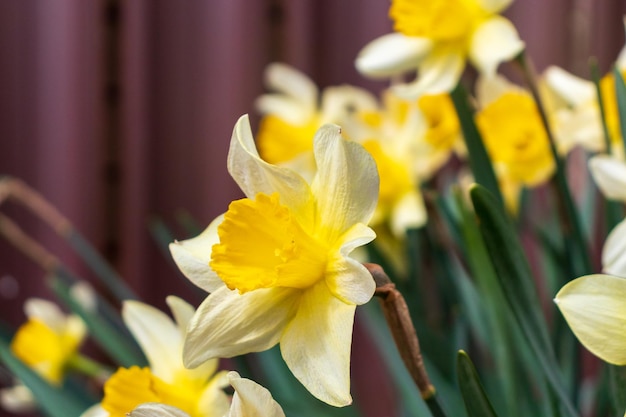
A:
476 92 554 184
389 0 484 42
101 366 200 417
256 115 318 164
11 319 81 384
211 192 328 293
418 93 461 151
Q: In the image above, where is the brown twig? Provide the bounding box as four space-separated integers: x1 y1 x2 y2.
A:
364 262 436 400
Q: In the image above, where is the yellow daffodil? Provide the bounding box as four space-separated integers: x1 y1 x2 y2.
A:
555 274 626 367
127 372 285 417
10 298 87 385
474 75 554 212
169 115 379 407
255 63 378 175
82 297 230 417
355 0 524 98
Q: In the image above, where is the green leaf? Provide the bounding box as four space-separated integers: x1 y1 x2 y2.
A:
613 67 626 156
449 84 503 206
469 184 578 417
49 276 147 367
0 339 93 417
456 351 499 417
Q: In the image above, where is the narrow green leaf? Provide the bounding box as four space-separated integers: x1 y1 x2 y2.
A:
609 364 626 415
470 184 578 417
613 67 626 155
590 58 613 153
0 339 93 417
49 276 147 367
457 351 499 417
66 230 137 301
449 84 503 206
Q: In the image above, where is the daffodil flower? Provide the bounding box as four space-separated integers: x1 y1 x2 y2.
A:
82 296 230 417
127 372 285 417
355 0 525 98
10 298 87 384
170 115 379 406
255 63 378 174
474 75 554 212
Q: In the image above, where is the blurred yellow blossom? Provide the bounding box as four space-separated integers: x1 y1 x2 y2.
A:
82 297 230 417
356 0 524 98
475 75 554 212
170 115 379 407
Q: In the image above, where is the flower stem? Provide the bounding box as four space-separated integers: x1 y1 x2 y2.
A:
66 353 112 383
515 52 593 277
365 263 448 417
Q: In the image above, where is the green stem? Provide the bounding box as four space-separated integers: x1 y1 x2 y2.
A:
590 58 613 154
66 353 111 380
516 51 593 277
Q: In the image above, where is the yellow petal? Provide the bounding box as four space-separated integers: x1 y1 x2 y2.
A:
555 274 626 365
183 286 297 368
311 124 379 243
129 403 191 417
280 282 355 407
227 372 285 417
469 16 524 76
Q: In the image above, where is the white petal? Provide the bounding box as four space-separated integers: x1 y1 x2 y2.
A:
198 371 231 417
320 85 379 123
130 403 191 417
355 33 432 78
311 125 379 242
23 299 66 331
393 49 465 98
476 0 513 13
555 274 626 365
390 189 427 236
165 295 195 332
589 155 626 201
122 300 182 382
326 223 376 305
227 371 285 417
0 385 36 413
475 73 523 107
228 115 315 220
543 66 596 106
280 282 355 407
263 63 318 111
603 218 626 277
183 286 297 368
255 96 313 125
469 16 525 76
169 215 224 293
69 281 98 312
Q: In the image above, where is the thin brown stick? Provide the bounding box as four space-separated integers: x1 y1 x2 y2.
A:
364 262 436 400
0 214 59 271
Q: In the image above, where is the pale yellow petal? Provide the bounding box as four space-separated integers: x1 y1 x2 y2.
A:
23 299 66 332
130 403 191 417
280 282 355 407
475 73 523 107
355 33 432 78
227 371 285 417
255 96 313 125
390 189 427 236
311 125 379 242
603 218 626 277
476 0 513 13
165 296 195 333
589 155 626 201
122 301 182 382
169 215 224 293
543 66 596 107
0 385 36 413
555 274 626 365
198 371 231 417
320 85 379 123
326 223 376 305
469 16 524 76
228 115 315 222
393 49 465 98
183 286 297 368
79 404 108 417
617 17 626 70
262 63 318 112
